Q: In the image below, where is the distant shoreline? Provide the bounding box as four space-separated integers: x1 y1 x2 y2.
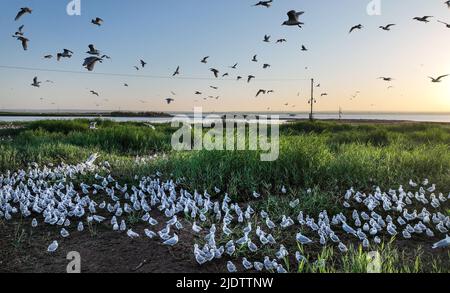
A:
0 111 173 118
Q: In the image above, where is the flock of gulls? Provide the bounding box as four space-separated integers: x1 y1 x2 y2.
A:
9 2 449 110
0 155 449 273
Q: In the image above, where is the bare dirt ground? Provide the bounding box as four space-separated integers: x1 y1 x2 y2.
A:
1 214 448 273
0 216 226 273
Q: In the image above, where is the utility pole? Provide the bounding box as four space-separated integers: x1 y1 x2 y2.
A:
309 78 315 121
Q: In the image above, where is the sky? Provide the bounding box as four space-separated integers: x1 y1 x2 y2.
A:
0 0 449 113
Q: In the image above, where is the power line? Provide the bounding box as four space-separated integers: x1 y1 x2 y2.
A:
0 65 310 82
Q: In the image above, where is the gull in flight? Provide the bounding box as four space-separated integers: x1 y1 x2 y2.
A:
349 24 363 33
263 35 271 42
230 63 238 69
429 74 449 83
90 90 99 96
140 59 147 68
172 66 180 76
437 20 450 28
413 16 433 23
15 7 32 21
31 77 41 88
446 1 450 8
83 56 103 71
252 55 258 62
166 98 175 104
378 77 394 82
253 1 273 8
379 24 396 31
201 56 209 64
43 54 53 59
276 39 287 43
263 64 271 69
91 17 104 26
210 68 219 78
282 10 305 27
256 89 266 97
14 36 29 51
301 45 308 51
86 44 100 56
14 25 25 36
247 75 255 83
57 49 73 61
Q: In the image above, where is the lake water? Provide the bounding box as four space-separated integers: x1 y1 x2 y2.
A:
1 113 450 123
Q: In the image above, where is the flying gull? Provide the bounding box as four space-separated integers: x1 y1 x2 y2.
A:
253 1 273 8
282 10 305 28
15 7 32 21
413 16 433 23
349 24 363 33
172 66 180 76
210 68 219 78
14 36 29 50
92 17 104 26
31 77 41 88
14 25 24 36
429 74 449 83
57 49 73 61
379 24 396 31
87 44 100 56
83 56 103 71
256 89 266 97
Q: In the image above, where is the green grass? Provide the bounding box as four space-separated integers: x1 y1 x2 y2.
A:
2 119 450 202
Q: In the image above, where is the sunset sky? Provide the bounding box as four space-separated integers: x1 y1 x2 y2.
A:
0 0 449 113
